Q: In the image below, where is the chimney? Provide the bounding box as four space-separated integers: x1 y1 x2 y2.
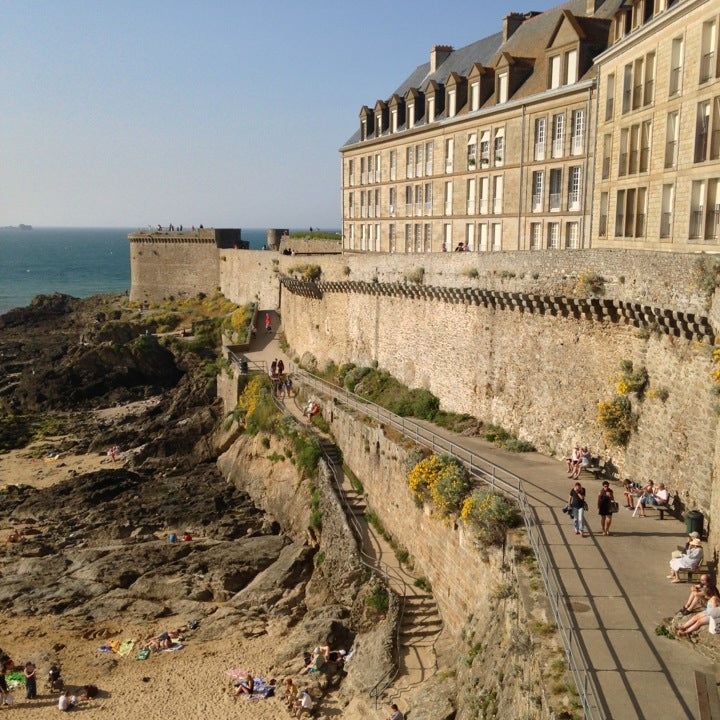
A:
502 11 541 42
430 45 453 73
586 0 604 14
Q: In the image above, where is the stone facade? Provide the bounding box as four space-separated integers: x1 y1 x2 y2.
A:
592 0 720 251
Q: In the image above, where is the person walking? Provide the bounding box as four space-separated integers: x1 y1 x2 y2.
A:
277 359 285 375
597 481 615 536
24 662 37 700
264 312 272 334
568 482 587 536
270 359 277 377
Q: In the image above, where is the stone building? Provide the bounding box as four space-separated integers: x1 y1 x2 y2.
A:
592 0 720 250
340 0 720 253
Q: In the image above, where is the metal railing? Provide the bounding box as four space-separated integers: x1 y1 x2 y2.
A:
227 350 267 375
292 368 606 720
669 66 681 96
549 192 561 211
700 51 715 83
690 210 704 239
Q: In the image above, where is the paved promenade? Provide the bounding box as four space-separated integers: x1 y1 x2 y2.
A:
242 313 716 719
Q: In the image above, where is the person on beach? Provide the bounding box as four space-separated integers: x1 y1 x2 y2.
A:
282 678 298 709
58 692 77 711
598 481 615 536
24 662 37 700
387 703 405 720
568 482 586 536
293 688 314 717
0 658 10 706
234 673 254 696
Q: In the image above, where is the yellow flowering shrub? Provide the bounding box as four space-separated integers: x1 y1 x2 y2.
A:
234 374 278 434
712 347 720 384
408 454 471 516
461 489 521 546
597 395 635 446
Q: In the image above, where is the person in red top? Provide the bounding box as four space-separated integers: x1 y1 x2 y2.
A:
264 313 272 334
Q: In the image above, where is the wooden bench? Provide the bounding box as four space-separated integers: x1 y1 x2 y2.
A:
641 495 676 520
678 562 715 582
695 670 720 720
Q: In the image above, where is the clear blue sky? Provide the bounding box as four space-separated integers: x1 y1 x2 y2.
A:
1 0 557 229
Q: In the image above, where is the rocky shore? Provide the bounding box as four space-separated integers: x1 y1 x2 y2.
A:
0 293 384 719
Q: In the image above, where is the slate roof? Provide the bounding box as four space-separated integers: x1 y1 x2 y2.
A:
344 0 624 147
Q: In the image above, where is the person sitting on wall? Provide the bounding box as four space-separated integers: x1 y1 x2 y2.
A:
668 538 704 582
676 585 720 636
678 574 715 615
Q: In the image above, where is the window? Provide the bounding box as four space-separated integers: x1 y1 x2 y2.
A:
700 20 718 83
660 184 674 239
565 49 578 84
444 180 453 215
360 190 366 218
375 153 381 182
615 186 648 238
376 113 383 135
443 223 452 252
494 128 504 166
373 189 380 218
467 133 477 170
414 223 421 253
479 223 488 251
391 109 398 133
408 103 415 128
425 142 433 175
571 109 585 155
632 57 644 110
602 134 612 179
348 191 354 219
405 186 412 216
615 190 626 237
549 168 562 211
552 113 564 158
423 223 431 252
465 223 476 251
665 111 678 168
390 150 397 181
690 180 705 239
470 81 480 111
389 224 396 253
568 166 581 211
428 96 436 123
530 223 542 250
448 90 457 117
404 224 411 252
550 55 561 89
414 185 422 215
640 120 651 172
368 155 375 184
565 221 579 249
548 222 559 249
534 118 546 160
467 178 477 214
599 192 608 237
349 224 355 250
415 144 423 177
498 72 509 103
644 52 655 106
491 223 502 251
695 101 711 162
445 138 454 173
492 175 503 214
622 63 632 114
619 128 629 176
361 119 367 141
389 187 396 217
479 177 489 214
605 73 615 121
360 224 366 250
706 179 720 240
348 159 355 186
406 146 414 178
629 124 640 173
424 183 433 214
480 131 490 166
669 37 683 96
532 171 544 212
360 156 366 184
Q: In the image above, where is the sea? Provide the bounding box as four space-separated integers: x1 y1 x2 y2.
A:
0 227 324 315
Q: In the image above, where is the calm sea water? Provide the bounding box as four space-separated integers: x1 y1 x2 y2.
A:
0 227 283 314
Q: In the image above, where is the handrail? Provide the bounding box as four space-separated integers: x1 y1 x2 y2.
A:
271 393 407 709
292 368 605 720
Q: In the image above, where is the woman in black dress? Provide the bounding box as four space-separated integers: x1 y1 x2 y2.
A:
598 481 615 536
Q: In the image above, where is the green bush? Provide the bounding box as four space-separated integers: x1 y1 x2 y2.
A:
365 584 389 613
482 424 535 452
311 414 330 434
404 267 425 284
288 231 341 241
461 489 522 545
414 576 432 592
288 264 322 281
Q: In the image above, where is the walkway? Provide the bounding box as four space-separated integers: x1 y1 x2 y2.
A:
294 371 716 720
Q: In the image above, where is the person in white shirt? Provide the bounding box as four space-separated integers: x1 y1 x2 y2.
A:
634 482 669 517
58 693 77 711
293 689 314 717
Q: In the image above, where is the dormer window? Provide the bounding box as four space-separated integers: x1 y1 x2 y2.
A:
361 119 367 140
391 109 398 133
498 73 508 103
565 49 578 84
428 97 435 122
470 82 480 111
408 103 415 128
448 90 457 117
550 55 561 88
376 114 382 134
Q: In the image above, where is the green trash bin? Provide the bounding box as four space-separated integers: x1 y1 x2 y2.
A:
686 510 704 537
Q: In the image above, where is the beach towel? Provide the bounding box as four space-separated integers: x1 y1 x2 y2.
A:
118 639 135 656
163 642 184 652
226 669 248 680
98 645 113 653
135 650 150 661
246 677 274 701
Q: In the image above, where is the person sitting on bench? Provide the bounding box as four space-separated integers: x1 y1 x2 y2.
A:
633 482 668 517
668 537 703 583
676 586 720 636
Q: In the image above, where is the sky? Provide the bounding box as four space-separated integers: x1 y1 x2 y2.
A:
1 0 560 229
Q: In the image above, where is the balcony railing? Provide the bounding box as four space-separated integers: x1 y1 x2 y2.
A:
368 170 375 184
632 84 643 110
415 202 422 215
424 201 432 215
599 215 607 237
405 203 412 216
425 160 432 175
643 79 654 106
390 167 396 181
615 215 625 237
690 209 703 239
368 206 375 219
444 202 453 215
695 131 709 163
467 158 476 171
619 152 628 176
494 151 504 165
700 51 716 83
549 193 561 211
568 191 581 210
480 199 488 214
605 97 614 121
660 212 672 238
669 66 681 96
706 208 720 240
602 157 611 179
467 202 476 215
571 135 584 155
534 142 545 160
640 147 650 173
389 205 395 218
622 89 631 114
445 160 453 173
407 166 414 179
492 198 502 214
416 163 423 177
361 172 368 184
532 193 543 211
361 207 367 218
712 129 720 160
664 140 676 168
636 213 646 237
629 149 639 174
552 138 564 157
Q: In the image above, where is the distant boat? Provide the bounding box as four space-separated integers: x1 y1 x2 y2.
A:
0 224 32 231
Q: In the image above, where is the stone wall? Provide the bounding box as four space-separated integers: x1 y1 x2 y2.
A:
279 253 720 526
129 238 221 303
278 237 342 255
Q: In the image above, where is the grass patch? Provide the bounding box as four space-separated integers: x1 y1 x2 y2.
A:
530 621 557 637
288 231 341 241
574 271 605 296
404 267 425 284
267 452 285 463
311 413 330 434
0 413 68 453
414 576 432 592
314 551 326 567
288 264 322 281
365 584 389 613
277 331 289 353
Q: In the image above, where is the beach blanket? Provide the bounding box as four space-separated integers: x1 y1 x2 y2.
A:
163 642 184 652
246 677 274 701
98 645 113 653
118 639 135 656
226 668 248 680
136 650 151 661
5 672 25 690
